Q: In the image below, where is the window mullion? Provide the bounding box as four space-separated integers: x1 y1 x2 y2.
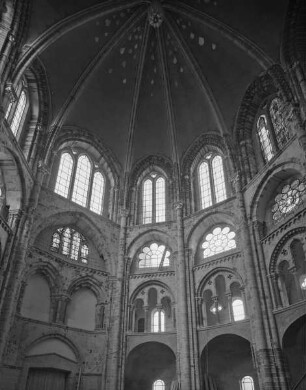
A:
209 160 216 204
153 179 156 223
87 166 95 209
266 108 279 153
68 154 77 200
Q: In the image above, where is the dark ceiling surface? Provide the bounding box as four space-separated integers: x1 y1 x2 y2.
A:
22 0 289 169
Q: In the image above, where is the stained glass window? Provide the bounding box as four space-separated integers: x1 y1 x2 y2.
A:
257 115 274 162
90 172 105 214
241 376 255 390
138 243 171 268
212 155 226 203
10 91 27 136
55 153 74 198
153 380 165 390
269 98 291 148
50 227 89 263
202 226 236 259
232 298 245 321
155 177 166 222
272 179 306 221
72 155 91 207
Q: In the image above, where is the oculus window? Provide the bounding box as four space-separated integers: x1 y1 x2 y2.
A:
198 153 227 210
54 151 105 215
272 179 306 221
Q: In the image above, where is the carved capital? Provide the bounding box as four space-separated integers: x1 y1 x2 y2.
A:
4 82 17 103
120 207 129 218
173 201 184 210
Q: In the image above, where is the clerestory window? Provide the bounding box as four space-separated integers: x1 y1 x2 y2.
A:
153 380 165 390
50 227 89 263
54 151 105 215
142 172 166 224
138 242 171 269
198 153 227 210
5 90 28 137
232 298 245 321
256 97 292 164
202 226 236 259
241 376 255 390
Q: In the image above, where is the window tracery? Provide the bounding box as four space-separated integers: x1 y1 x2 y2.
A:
272 179 306 221
151 309 165 332
202 226 236 259
50 227 89 264
142 172 166 224
198 153 227 210
138 242 171 268
54 151 106 215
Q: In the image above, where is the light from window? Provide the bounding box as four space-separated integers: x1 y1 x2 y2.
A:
153 380 165 390
55 153 74 198
269 98 291 148
50 227 89 263
72 155 91 207
272 179 306 221
257 115 274 162
232 298 245 321
199 161 212 209
241 376 255 390
212 155 226 203
202 226 236 259
90 172 105 214
152 310 165 332
138 243 171 268
143 179 153 224
5 101 13 120
10 91 27 136
155 177 166 223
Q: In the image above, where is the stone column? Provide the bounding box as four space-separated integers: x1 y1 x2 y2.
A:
0 162 48 359
195 296 203 327
226 292 233 323
174 201 192 389
104 208 128 390
95 302 106 330
268 273 282 309
233 175 279 390
54 294 70 324
144 305 149 332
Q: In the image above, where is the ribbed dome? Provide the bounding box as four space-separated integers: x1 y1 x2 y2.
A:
19 0 288 169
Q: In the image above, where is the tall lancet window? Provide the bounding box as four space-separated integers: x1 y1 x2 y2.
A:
6 90 28 137
72 155 91 207
55 152 74 198
257 115 274 162
198 153 227 210
142 173 166 224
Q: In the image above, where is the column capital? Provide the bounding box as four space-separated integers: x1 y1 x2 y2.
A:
37 160 50 176
119 207 129 218
173 201 184 210
4 82 17 103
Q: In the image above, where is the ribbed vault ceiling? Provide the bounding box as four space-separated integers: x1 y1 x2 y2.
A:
19 0 288 169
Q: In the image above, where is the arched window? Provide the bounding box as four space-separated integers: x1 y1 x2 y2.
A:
232 298 245 321
202 226 236 259
198 153 227 210
6 90 28 137
72 155 91 207
241 376 255 390
151 310 165 332
54 153 74 198
272 179 306 221
257 115 274 162
50 227 89 263
256 98 292 164
54 151 106 215
142 172 166 224
138 243 171 268
153 380 165 390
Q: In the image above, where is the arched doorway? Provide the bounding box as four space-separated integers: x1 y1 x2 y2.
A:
124 342 176 390
283 315 306 388
201 334 258 390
